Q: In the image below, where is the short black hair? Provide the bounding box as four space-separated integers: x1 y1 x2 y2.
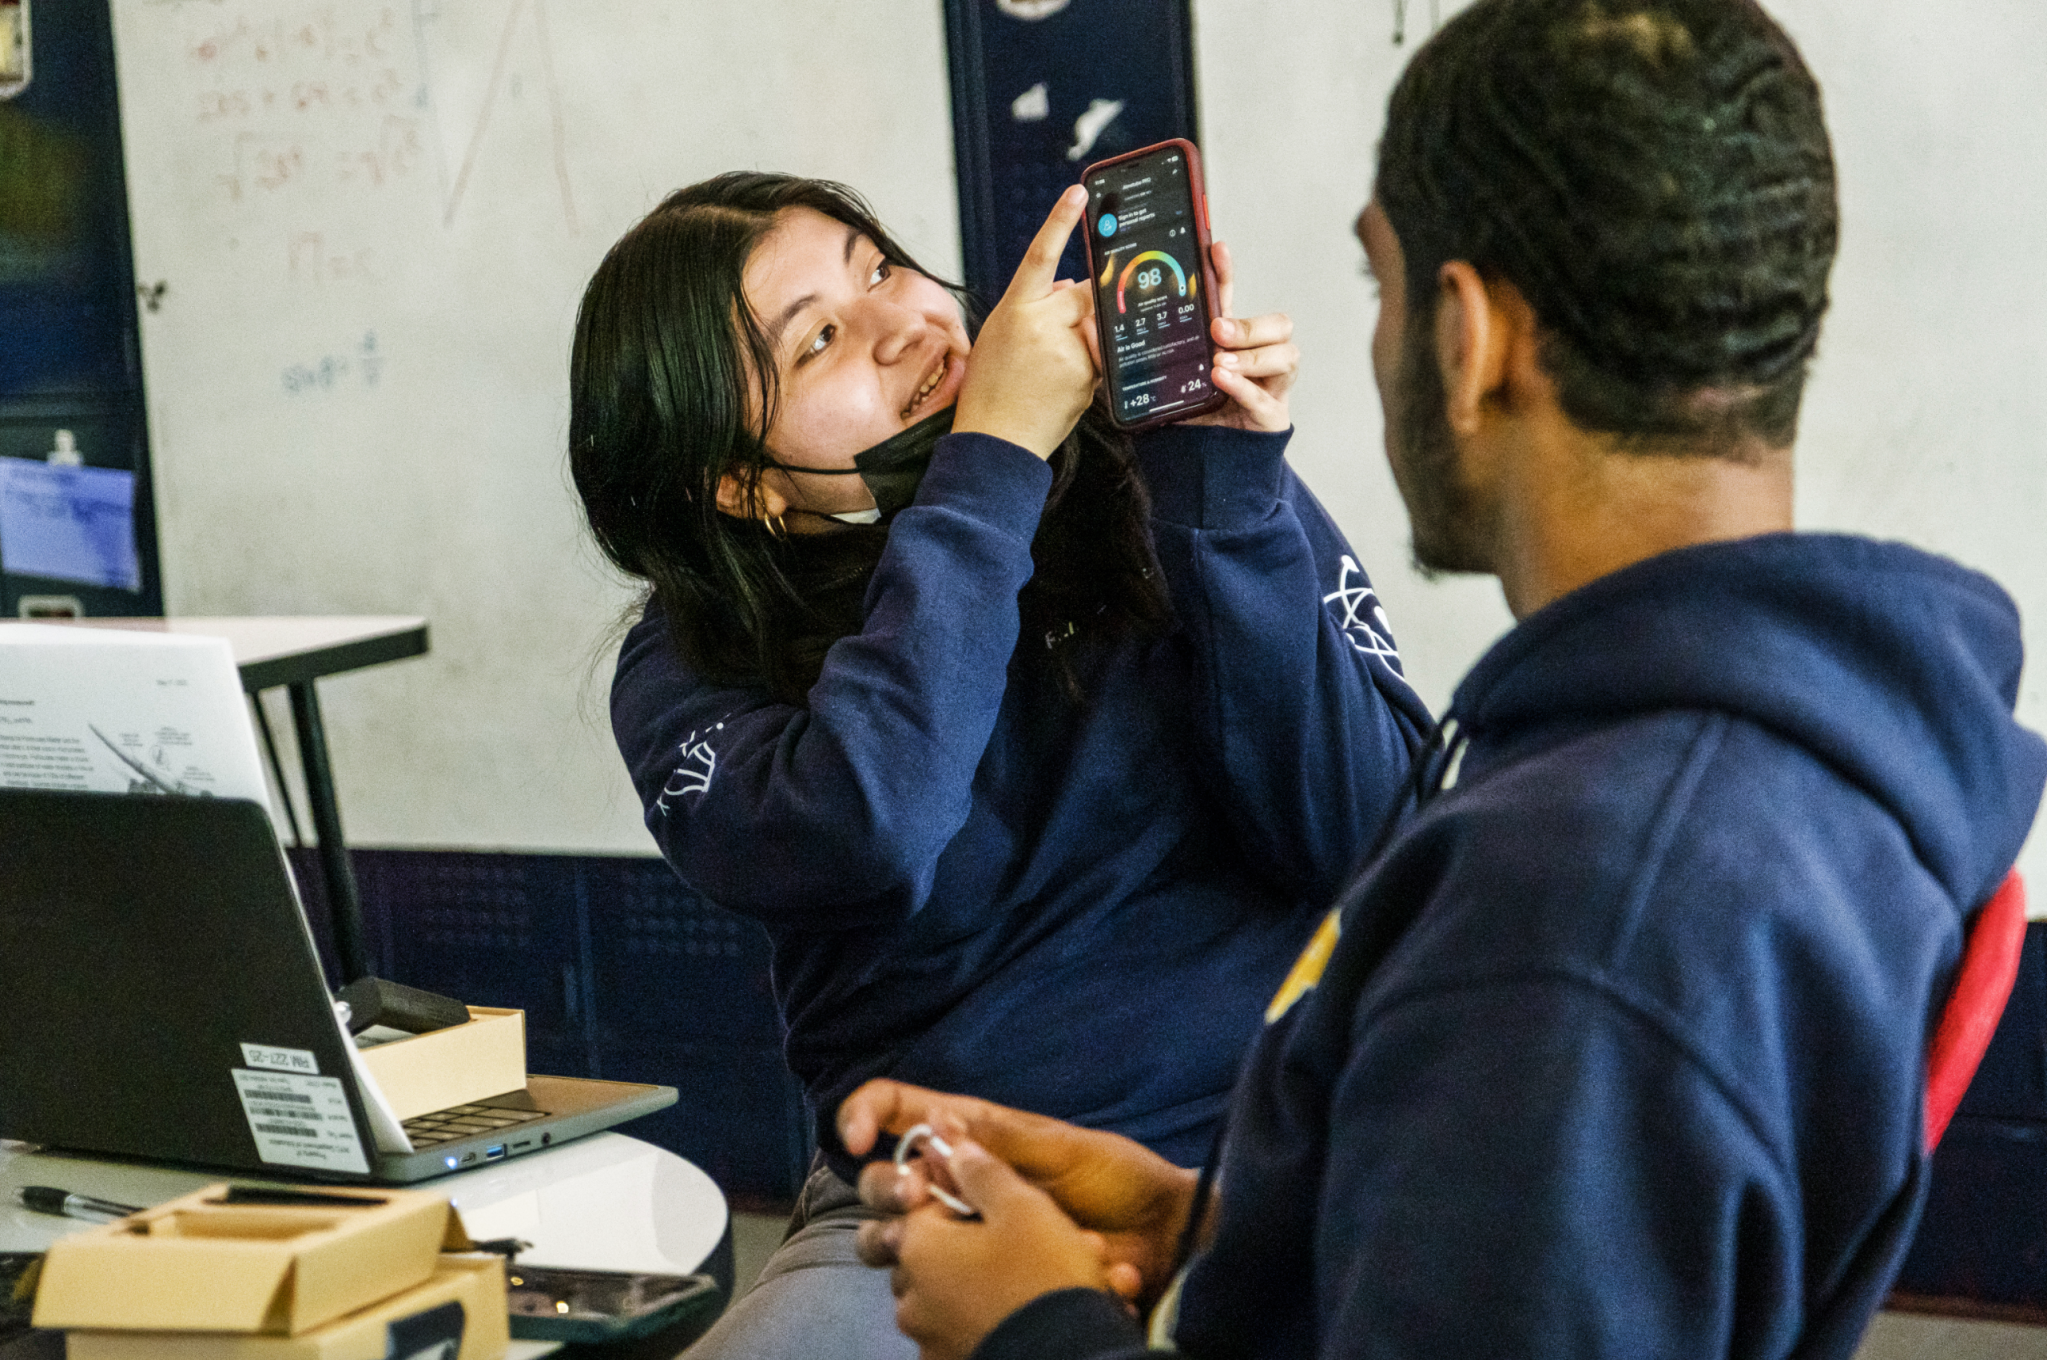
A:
1377 0 1837 452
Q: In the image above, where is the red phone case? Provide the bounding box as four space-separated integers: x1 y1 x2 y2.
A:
1079 137 1229 433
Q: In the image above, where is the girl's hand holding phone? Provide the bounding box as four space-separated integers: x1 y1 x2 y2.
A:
953 186 1101 460
1187 239 1299 433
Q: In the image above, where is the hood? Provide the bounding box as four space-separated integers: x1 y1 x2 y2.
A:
1449 532 2046 911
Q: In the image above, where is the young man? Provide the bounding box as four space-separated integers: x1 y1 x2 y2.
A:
834 1 2047 1357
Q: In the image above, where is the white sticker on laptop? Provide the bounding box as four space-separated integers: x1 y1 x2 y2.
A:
231 1068 369 1174
240 1043 319 1075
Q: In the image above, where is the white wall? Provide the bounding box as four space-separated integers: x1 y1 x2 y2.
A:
1789 0 2047 887
1192 0 1511 715
121 0 2047 890
1190 0 2047 888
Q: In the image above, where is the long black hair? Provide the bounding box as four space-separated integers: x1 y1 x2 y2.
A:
1376 0 1837 454
569 172 1168 703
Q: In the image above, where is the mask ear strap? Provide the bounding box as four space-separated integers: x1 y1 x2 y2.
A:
757 461 877 526
766 455 890 522
763 460 864 476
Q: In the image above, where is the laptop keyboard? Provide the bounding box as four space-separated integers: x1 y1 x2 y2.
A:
401 1103 546 1146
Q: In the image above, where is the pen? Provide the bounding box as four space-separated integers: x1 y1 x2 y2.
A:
16 1186 142 1220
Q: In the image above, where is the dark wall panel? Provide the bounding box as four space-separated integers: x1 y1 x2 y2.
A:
293 847 814 1207
944 0 1200 301
0 0 161 617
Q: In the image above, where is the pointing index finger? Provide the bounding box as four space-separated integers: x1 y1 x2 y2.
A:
1006 185 1088 302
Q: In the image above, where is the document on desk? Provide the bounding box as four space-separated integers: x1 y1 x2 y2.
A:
0 624 270 808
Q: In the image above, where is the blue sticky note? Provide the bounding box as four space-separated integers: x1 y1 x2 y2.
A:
0 456 141 591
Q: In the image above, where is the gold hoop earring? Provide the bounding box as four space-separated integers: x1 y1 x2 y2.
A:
766 513 787 540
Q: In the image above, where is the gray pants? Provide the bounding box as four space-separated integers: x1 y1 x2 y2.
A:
683 1159 917 1360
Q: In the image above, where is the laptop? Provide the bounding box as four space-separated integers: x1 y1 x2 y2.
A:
0 789 676 1183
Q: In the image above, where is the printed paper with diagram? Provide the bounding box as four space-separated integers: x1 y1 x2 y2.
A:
0 624 269 808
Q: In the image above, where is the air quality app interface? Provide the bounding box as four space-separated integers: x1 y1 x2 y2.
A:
1088 149 1211 424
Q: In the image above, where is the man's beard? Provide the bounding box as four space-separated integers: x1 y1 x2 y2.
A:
1393 312 1489 577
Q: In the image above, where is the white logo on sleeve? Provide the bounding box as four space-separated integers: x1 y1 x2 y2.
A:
1324 556 1411 682
656 724 722 814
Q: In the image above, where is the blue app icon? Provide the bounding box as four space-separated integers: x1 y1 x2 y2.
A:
1098 212 1118 238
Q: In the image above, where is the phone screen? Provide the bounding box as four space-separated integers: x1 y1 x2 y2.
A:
505 1266 720 1342
1084 143 1219 429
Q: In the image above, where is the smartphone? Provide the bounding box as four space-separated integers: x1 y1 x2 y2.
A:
1080 138 1229 432
504 1265 721 1343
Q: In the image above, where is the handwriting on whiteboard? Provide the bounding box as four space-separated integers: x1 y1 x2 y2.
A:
288 231 379 285
187 7 427 209
429 0 579 232
158 0 578 261
281 332 386 395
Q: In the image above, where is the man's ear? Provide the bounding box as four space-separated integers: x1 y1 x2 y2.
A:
1434 261 1518 437
715 471 789 522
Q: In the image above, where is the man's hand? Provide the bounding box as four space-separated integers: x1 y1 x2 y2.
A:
856 1121 1133 1360
840 1079 1198 1306
954 186 1099 459
1187 239 1298 432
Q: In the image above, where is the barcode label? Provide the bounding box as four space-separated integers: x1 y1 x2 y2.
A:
231 1068 367 1174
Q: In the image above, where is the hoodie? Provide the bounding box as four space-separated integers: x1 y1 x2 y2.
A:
610 424 1428 1175
977 533 2047 1360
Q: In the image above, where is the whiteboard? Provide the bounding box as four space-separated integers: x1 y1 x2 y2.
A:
109 0 959 853
114 0 2047 893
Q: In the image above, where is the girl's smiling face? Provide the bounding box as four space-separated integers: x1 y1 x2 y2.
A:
740 206 970 516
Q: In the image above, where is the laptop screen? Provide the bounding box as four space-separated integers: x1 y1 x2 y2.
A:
0 790 376 1177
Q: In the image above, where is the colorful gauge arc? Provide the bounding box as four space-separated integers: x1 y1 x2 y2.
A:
1104 249 1193 313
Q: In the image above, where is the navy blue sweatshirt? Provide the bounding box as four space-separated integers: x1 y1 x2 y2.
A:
977 534 2047 1360
610 424 1429 1173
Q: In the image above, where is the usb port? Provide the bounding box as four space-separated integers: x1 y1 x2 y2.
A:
485 1144 506 1161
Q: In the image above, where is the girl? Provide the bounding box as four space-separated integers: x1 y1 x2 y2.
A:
569 173 1426 1356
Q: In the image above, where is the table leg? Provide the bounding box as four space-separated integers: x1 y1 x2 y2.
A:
288 679 372 984
248 693 305 846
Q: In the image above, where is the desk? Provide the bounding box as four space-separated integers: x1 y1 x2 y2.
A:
7 615 429 983
1 1132 727 1358
1858 1310 2047 1359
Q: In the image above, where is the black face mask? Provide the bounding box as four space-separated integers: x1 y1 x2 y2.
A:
766 407 954 525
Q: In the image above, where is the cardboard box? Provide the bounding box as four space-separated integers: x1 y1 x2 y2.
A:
65 1255 509 1360
358 1007 527 1123
33 1185 470 1335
